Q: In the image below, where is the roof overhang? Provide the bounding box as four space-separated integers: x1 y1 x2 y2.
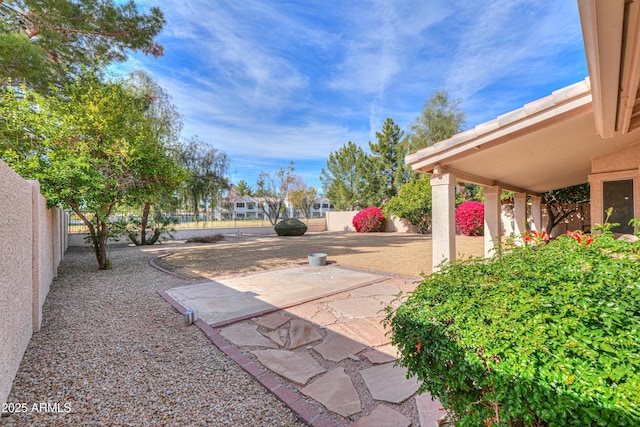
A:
406 0 640 193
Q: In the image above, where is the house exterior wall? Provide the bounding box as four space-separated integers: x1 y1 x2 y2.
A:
0 160 67 406
589 143 640 230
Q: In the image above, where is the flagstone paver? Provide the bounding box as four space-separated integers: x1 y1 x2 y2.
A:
311 309 337 326
416 393 444 426
328 297 387 318
360 363 420 403
288 319 323 349
264 328 288 347
219 323 278 348
313 330 367 362
362 344 398 364
300 367 361 417
350 404 411 427
332 319 389 347
252 349 326 386
256 312 292 330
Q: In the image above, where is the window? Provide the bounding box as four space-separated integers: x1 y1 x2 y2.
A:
247 203 255 210
236 202 245 209
603 179 634 234
236 213 245 219
322 203 329 209
313 203 320 210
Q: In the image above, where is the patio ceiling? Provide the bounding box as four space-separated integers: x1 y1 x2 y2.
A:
406 0 640 194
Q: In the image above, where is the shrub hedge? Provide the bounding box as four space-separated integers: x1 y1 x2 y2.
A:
352 206 385 232
387 233 640 426
455 201 484 236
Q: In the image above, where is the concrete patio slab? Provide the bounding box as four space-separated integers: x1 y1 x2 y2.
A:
300 367 361 417
252 349 326 386
351 404 411 427
313 330 367 362
165 265 387 326
360 363 420 404
219 323 278 348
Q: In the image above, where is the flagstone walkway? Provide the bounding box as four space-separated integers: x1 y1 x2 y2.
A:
161 266 447 426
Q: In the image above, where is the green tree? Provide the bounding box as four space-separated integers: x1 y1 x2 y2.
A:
0 0 165 89
0 72 159 269
542 183 590 235
255 161 296 225
178 137 230 220
408 89 465 151
235 179 253 196
369 117 411 201
288 185 318 219
320 141 381 210
122 71 185 245
384 174 432 233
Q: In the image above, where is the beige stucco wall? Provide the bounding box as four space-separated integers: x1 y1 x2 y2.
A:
325 211 420 233
0 160 66 406
589 143 640 229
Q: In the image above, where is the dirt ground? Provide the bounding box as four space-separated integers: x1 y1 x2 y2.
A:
155 231 485 279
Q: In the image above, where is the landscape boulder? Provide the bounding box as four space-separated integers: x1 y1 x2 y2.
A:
275 219 308 236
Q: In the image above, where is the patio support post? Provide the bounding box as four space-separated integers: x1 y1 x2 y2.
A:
430 169 456 271
530 195 543 232
484 185 502 257
513 192 528 243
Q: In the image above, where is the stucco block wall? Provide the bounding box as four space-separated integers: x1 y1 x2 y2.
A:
0 162 34 407
0 160 67 406
325 211 420 233
589 143 640 228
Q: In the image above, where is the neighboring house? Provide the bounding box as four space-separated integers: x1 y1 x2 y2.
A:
284 197 334 219
214 187 334 221
406 0 640 269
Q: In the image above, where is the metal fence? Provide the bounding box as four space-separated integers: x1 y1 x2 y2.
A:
67 211 326 234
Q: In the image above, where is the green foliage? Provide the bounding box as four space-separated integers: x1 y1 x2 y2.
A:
0 71 171 268
111 207 178 245
408 89 465 152
320 141 382 210
368 117 410 201
288 186 318 219
542 183 590 234
274 218 307 236
384 174 432 234
387 233 640 426
0 0 165 89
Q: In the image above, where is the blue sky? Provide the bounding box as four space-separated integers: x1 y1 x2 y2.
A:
116 1 588 192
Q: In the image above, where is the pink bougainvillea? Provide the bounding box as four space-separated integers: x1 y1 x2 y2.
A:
455 201 484 236
352 207 386 233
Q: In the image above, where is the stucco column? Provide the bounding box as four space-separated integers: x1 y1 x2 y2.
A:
530 195 542 232
430 170 456 271
484 186 502 257
513 192 528 242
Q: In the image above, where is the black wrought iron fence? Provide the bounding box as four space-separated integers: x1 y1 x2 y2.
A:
67 211 326 233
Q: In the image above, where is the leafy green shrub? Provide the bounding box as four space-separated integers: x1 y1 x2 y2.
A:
387 233 640 426
455 200 484 236
384 175 432 233
274 218 308 236
352 206 385 232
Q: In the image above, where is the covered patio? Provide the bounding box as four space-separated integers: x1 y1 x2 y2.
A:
407 0 640 268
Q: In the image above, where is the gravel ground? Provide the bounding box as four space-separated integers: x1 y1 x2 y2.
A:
1 246 305 427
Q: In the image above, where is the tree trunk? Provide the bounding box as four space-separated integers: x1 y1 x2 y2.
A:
140 202 151 245
96 218 110 269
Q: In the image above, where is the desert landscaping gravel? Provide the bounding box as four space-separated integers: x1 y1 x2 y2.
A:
1 246 305 427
